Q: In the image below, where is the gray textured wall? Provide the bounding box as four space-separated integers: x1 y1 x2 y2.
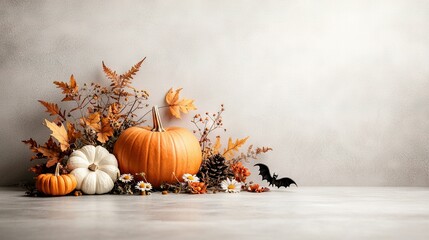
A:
1 0 428 186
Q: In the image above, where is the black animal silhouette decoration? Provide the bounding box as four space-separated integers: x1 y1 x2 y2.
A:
254 163 297 188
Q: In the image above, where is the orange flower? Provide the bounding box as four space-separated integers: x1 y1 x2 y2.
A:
231 162 251 182
188 182 207 194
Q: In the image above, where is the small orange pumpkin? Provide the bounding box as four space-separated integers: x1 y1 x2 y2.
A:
114 106 202 188
36 163 77 196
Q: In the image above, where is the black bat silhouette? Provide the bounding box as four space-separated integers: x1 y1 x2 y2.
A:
254 163 297 188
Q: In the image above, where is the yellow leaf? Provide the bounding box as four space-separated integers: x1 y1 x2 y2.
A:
44 119 69 151
96 117 114 143
165 88 182 105
222 136 249 160
165 87 197 119
213 136 221 154
178 99 196 113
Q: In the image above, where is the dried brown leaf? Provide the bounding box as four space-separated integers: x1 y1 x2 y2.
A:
256 147 273 154
22 138 39 154
29 164 44 175
38 100 61 116
102 61 119 84
119 57 146 82
53 75 78 101
37 147 60 168
66 122 81 144
96 117 114 143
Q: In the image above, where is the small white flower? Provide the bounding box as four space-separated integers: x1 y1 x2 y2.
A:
144 182 153 191
182 173 200 183
135 181 152 192
221 178 241 193
119 173 133 183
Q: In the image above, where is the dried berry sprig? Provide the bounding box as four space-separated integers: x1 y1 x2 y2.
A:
230 145 273 164
191 104 226 157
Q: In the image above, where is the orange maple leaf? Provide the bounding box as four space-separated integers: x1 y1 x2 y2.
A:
81 112 101 129
44 119 69 151
96 117 114 143
222 137 249 160
165 88 197 119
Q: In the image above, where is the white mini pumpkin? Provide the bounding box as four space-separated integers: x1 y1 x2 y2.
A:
67 145 120 194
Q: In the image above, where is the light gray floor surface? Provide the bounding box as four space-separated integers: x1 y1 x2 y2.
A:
0 187 428 240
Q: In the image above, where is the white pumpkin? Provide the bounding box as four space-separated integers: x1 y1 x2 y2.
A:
67 145 120 194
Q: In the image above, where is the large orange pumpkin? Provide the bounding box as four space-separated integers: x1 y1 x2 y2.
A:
113 106 202 188
36 163 77 196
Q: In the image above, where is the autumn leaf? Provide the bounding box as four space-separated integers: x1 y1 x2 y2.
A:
37 146 60 168
53 75 79 101
22 138 39 154
109 103 120 115
38 100 67 122
177 99 196 114
43 136 60 150
39 137 62 167
23 137 62 167
107 103 123 120
165 87 197 119
38 100 60 116
69 75 77 91
23 138 44 160
213 136 221 154
96 117 114 143
29 164 44 175
81 112 100 129
120 57 146 82
222 137 249 160
44 119 69 151
166 87 182 104
102 61 119 85
66 122 81 144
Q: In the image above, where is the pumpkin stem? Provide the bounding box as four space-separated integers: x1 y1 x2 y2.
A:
151 105 165 132
54 163 61 177
88 163 98 171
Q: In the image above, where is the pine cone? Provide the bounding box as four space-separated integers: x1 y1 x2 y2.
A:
198 154 233 187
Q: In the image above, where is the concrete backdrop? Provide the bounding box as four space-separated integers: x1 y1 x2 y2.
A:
1 0 428 186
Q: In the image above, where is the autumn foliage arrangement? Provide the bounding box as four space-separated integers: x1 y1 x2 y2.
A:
23 58 272 196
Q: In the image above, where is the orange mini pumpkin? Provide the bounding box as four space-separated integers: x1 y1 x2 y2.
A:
114 106 202 188
36 163 77 196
